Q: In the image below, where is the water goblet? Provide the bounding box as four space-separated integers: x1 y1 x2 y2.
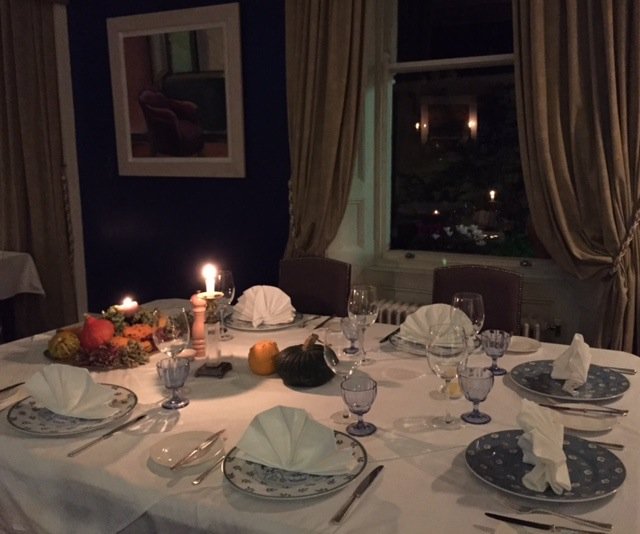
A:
348 285 379 364
451 292 485 347
215 270 236 341
426 323 468 428
340 317 359 354
158 357 191 409
458 361 494 424
152 307 190 358
481 329 511 376
324 323 362 424
340 375 377 436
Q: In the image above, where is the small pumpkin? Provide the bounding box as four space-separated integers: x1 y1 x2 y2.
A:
248 340 280 375
78 315 115 352
275 334 335 388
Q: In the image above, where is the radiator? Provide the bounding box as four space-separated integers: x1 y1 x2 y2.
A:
377 299 420 325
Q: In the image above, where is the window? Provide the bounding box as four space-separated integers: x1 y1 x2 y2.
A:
388 0 535 258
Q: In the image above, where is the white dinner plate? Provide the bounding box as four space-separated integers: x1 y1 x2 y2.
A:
507 336 542 353
149 430 225 469
225 312 305 332
552 403 619 432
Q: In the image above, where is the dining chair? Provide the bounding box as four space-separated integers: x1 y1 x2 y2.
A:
278 257 351 317
431 265 523 334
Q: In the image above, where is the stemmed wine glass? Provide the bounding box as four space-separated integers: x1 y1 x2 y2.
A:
157 357 191 409
481 329 511 376
451 292 485 347
152 307 190 358
340 375 377 436
425 323 469 428
340 317 359 354
458 359 494 424
348 285 379 364
324 323 363 424
216 270 236 341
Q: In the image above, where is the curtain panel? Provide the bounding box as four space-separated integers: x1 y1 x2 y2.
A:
513 0 640 352
0 0 77 336
284 0 366 258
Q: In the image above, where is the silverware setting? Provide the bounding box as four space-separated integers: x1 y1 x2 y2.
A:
0 381 25 394
67 414 147 457
485 512 609 533
192 454 226 485
330 465 384 524
606 366 636 375
539 403 628 417
170 429 225 470
501 499 613 531
313 316 334 330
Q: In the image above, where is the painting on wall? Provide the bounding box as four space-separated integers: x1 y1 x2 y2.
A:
107 4 245 177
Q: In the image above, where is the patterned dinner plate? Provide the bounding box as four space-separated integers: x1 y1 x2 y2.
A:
223 431 367 500
7 384 137 436
225 312 305 332
389 333 426 356
510 360 630 401
465 430 626 503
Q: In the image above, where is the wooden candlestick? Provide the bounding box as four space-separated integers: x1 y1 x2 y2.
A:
190 293 207 358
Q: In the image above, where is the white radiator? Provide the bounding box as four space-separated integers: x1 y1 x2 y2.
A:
377 299 420 325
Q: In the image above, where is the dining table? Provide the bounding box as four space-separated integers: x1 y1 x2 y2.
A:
0 298 637 534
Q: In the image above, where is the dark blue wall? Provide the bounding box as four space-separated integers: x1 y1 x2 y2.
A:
67 0 289 311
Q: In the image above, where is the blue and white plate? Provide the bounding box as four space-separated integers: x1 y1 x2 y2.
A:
223 431 367 500
7 384 137 436
510 360 630 401
225 312 305 332
465 430 626 502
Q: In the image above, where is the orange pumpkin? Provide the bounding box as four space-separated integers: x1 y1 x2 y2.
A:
248 340 280 375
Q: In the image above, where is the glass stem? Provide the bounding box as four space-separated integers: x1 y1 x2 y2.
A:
443 379 453 423
218 307 225 334
472 401 480 415
358 327 367 358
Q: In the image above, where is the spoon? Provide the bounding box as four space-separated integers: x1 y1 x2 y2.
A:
192 454 225 485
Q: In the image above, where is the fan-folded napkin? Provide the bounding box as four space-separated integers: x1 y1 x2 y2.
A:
24 364 117 419
234 406 356 475
551 333 591 395
399 303 473 342
516 399 571 494
233 285 296 327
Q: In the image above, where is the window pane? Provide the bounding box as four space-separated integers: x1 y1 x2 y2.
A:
397 0 513 62
390 67 533 257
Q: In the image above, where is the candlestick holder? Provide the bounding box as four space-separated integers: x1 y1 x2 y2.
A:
190 292 223 359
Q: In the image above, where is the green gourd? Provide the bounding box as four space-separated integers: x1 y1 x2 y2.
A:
276 333 335 387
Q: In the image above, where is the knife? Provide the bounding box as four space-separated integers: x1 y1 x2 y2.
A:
170 429 225 470
379 328 400 344
301 315 321 327
485 512 608 533
330 465 383 524
67 414 146 457
606 366 636 375
313 316 334 330
539 403 628 416
0 381 24 394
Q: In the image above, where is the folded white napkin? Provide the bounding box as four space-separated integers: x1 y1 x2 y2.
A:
399 303 473 342
24 364 118 419
234 406 356 475
516 399 571 494
551 333 592 395
233 285 296 327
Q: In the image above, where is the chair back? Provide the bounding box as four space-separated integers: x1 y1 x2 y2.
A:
278 258 351 317
431 265 523 334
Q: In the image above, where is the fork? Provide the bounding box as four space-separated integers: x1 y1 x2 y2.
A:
502 500 612 531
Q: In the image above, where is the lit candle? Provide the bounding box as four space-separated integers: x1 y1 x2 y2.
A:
115 296 139 316
489 189 496 202
202 263 217 295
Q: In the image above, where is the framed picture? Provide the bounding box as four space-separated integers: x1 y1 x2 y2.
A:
107 4 245 177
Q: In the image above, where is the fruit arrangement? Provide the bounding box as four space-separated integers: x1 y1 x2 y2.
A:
46 306 156 369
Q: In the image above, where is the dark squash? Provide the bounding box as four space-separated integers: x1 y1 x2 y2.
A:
275 333 335 387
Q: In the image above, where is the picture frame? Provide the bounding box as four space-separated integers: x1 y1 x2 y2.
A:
107 4 245 177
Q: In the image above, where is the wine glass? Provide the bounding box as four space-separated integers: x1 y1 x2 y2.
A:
324 323 363 423
425 323 468 428
481 329 511 376
157 357 190 409
216 270 236 341
347 285 379 364
152 307 190 358
340 317 359 354
458 360 494 424
451 292 485 346
340 375 377 436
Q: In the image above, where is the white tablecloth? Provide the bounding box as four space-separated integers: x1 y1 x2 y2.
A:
0 251 45 300
0 306 637 533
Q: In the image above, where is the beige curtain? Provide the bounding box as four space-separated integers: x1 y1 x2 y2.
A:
284 0 366 258
0 0 77 337
513 0 640 352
